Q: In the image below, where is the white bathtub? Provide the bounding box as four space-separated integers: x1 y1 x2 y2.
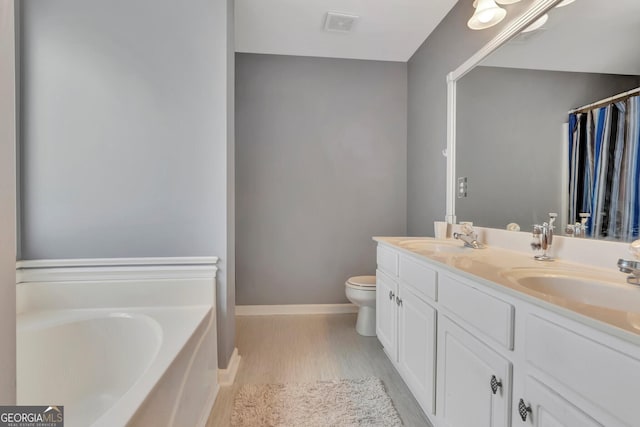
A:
16 258 219 427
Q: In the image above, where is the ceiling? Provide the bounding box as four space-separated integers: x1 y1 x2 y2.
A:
234 0 458 62
483 0 640 75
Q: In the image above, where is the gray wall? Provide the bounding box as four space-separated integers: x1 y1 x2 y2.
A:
20 0 236 368
457 66 639 229
235 53 407 305
0 0 17 404
407 0 534 235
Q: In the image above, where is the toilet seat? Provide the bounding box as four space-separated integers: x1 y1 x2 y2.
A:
345 275 376 290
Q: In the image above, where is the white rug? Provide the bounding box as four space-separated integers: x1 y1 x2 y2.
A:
231 377 403 426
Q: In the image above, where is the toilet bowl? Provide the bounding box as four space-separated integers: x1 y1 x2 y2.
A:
345 275 377 336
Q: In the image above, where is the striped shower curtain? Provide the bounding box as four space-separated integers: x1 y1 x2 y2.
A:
568 94 640 241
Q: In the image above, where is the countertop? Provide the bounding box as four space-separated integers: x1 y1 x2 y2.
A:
374 236 640 346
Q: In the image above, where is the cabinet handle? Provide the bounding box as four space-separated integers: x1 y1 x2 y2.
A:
518 398 532 422
396 297 402 307
389 291 395 301
490 375 502 395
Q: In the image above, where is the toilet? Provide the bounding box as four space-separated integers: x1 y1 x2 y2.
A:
345 275 377 336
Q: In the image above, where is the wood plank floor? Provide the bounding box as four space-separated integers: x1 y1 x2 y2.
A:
206 314 432 426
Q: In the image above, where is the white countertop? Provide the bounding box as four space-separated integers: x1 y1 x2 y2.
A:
374 236 640 346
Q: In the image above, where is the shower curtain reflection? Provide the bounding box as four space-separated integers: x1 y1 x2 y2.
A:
568 93 640 241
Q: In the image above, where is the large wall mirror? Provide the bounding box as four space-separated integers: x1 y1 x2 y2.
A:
452 0 640 241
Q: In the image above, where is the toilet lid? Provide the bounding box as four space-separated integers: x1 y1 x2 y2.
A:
347 275 376 288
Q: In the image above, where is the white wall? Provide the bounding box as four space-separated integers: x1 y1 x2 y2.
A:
19 0 235 367
0 0 17 404
235 54 407 305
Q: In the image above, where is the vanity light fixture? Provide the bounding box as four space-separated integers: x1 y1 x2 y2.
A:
555 0 576 7
521 13 548 33
468 0 507 30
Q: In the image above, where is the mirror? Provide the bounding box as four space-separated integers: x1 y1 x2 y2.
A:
455 0 640 241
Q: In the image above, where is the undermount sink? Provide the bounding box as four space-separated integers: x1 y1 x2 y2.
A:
397 239 470 254
500 268 640 313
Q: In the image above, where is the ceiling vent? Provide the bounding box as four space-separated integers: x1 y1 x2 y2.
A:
324 12 358 33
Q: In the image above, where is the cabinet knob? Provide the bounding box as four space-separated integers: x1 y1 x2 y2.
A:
518 398 532 422
389 291 395 300
490 375 502 394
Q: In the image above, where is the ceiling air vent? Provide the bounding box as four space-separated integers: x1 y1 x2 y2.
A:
324 12 358 33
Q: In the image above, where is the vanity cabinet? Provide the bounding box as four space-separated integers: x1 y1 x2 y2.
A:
376 252 438 415
375 242 640 427
375 270 397 358
437 315 511 427
515 376 601 427
397 282 436 415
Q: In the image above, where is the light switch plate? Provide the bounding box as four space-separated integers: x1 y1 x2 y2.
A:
457 177 468 198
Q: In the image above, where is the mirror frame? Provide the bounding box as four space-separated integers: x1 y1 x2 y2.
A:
445 0 564 224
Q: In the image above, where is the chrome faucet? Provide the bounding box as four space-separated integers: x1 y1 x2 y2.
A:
453 224 484 249
617 259 640 285
532 213 557 261
618 240 640 285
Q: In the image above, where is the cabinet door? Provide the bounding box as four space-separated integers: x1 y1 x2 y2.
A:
376 270 397 360
437 315 511 427
397 283 436 415
515 376 602 427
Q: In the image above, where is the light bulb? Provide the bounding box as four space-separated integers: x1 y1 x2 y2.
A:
468 0 507 30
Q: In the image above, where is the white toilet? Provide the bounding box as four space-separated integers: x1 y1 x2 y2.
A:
345 275 377 336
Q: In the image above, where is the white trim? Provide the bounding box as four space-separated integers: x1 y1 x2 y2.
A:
196 385 220 427
217 348 241 386
16 257 218 283
17 256 218 269
17 265 218 283
236 303 358 316
196 384 220 427
445 0 562 222
445 74 457 224
560 122 569 230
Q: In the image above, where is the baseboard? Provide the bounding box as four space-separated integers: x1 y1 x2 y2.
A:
196 384 220 427
236 304 358 316
217 347 241 386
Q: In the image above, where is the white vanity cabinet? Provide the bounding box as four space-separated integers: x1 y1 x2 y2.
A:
375 270 398 358
437 315 512 427
376 249 438 416
515 376 601 427
515 312 640 427
375 242 640 427
397 282 437 415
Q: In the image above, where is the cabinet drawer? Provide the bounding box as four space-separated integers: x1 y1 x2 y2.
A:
526 315 640 426
377 245 398 277
399 255 437 302
439 274 514 350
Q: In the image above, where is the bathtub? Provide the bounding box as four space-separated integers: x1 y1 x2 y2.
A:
16 258 219 427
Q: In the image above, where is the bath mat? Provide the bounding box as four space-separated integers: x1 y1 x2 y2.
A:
231 377 403 426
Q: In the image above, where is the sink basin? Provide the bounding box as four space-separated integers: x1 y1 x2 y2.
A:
500 268 640 313
397 239 470 254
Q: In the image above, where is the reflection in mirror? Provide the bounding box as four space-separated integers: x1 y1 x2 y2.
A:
456 0 640 241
